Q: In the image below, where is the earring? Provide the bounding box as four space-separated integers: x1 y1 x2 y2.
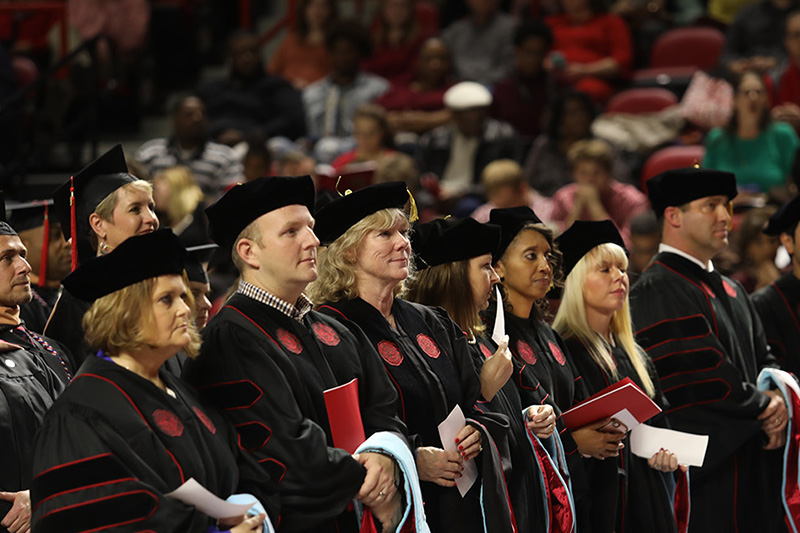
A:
99 240 111 255
548 280 555 291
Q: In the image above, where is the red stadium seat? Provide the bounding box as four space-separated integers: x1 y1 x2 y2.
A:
606 88 678 114
640 145 706 191
633 27 726 85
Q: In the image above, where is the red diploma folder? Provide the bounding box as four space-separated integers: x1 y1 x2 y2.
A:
323 378 366 454
561 377 661 430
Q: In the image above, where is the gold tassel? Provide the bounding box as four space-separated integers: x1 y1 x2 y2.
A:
407 188 419 222
335 176 352 196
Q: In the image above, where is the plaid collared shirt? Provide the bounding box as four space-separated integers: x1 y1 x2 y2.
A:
236 279 313 321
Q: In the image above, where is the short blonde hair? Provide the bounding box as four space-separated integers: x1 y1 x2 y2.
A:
481 159 524 196
567 139 613 173
83 273 201 358
309 209 412 304
553 243 655 397
92 180 154 250
231 218 263 273
153 166 204 227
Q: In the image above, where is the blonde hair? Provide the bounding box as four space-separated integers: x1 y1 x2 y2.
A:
405 259 485 334
92 180 154 251
553 243 655 397
309 208 412 304
567 139 613 173
83 273 201 359
481 159 524 196
153 166 204 227
231 218 263 273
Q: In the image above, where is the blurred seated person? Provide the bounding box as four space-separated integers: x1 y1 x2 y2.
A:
550 138 649 247
731 205 781 292
545 0 633 104
491 21 555 141
277 150 316 177
136 96 243 199
523 89 631 197
197 30 306 146
704 70 799 200
720 0 797 76
242 140 272 182
268 0 337 88
377 38 457 137
470 159 554 224
628 210 660 277
772 11 800 130
362 0 436 83
8 201 71 334
331 104 396 172
416 81 521 206
303 19 390 164
152 166 210 248
440 0 516 85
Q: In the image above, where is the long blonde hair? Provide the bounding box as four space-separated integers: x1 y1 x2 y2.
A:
153 166 204 226
553 243 655 397
308 208 413 304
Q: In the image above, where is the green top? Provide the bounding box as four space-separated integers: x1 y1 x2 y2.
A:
703 121 799 193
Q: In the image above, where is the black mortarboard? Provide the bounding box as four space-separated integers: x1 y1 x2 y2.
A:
556 220 626 278
646 167 737 216
185 243 215 284
205 175 315 252
62 229 186 302
488 206 542 264
764 195 800 236
52 145 137 268
314 182 409 245
411 217 501 270
0 192 14 236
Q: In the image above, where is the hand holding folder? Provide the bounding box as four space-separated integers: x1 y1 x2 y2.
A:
561 377 661 431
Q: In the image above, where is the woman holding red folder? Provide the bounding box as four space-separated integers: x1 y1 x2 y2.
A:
553 220 686 533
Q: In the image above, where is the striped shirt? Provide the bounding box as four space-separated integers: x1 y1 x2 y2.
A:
236 279 313 321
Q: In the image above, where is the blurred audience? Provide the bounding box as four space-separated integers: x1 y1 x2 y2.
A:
242 140 272 182
303 19 390 163
331 104 395 172
772 10 800 130
470 158 554 223
440 0 516 85
136 95 243 199
731 205 782 292
151 166 210 247
197 31 306 147
628 210 660 277
550 138 649 246
268 0 337 89
704 70 799 199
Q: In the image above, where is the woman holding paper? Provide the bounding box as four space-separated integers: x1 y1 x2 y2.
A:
553 220 684 533
30 230 274 533
310 182 516 533
404 216 575 533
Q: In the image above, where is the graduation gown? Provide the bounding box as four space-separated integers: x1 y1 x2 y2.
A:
752 272 800 377
42 288 91 369
0 324 72 386
30 355 277 533
563 337 678 533
0 339 66 531
630 252 785 532
183 293 408 533
318 298 515 533
19 285 60 335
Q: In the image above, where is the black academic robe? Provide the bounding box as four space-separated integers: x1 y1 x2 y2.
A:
183 293 408 533
42 288 91 369
0 340 66 531
563 338 678 533
0 324 72 386
318 298 515 533
630 252 785 533
30 355 278 533
752 271 800 378
19 285 60 335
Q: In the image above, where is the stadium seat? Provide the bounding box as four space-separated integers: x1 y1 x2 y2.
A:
606 88 678 114
640 145 706 191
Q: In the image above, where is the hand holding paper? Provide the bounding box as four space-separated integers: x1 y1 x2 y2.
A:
437 405 479 497
561 378 661 431
479 335 512 401
630 424 709 468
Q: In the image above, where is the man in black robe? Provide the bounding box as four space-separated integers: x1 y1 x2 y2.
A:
630 167 789 532
183 176 413 532
0 219 71 533
752 195 800 377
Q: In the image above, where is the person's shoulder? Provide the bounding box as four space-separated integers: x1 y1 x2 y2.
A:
768 120 799 140
483 117 515 138
302 76 330 98
704 127 727 144
751 279 779 306
493 12 517 29
135 138 170 159
357 71 390 90
202 140 239 162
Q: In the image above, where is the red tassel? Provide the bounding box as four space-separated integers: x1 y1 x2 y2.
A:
39 201 49 287
69 176 77 271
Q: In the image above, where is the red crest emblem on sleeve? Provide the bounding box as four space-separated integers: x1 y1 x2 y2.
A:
480 344 493 358
378 340 403 366
192 406 217 434
153 409 184 437
549 341 566 366
277 328 303 354
722 280 737 298
516 340 537 365
416 334 440 359
312 322 341 346
700 282 716 298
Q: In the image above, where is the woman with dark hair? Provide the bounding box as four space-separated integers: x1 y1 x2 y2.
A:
405 216 575 533
31 230 275 533
268 0 337 88
704 70 800 197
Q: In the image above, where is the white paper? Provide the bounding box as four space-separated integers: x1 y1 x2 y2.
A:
437 405 479 497
630 424 709 467
611 408 639 431
167 478 254 519
491 286 505 346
